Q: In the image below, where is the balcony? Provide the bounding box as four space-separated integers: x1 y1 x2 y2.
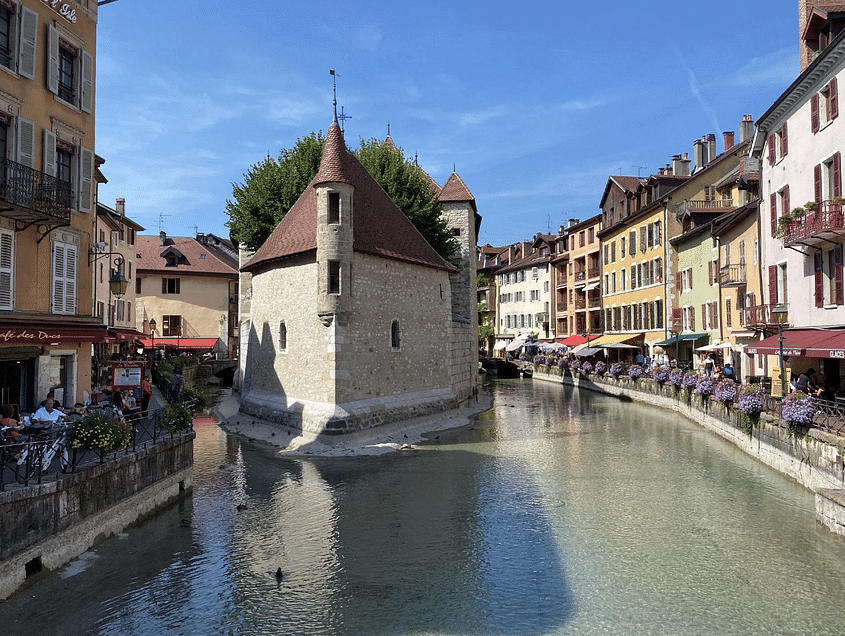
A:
587 266 600 280
676 198 735 217
574 298 586 310
574 271 586 282
740 304 789 330
556 302 567 312
588 296 602 309
782 201 845 248
720 263 746 287
535 312 549 324
0 158 72 224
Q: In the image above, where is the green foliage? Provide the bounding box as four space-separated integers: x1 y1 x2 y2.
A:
172 355 200 370
159 402 194 435
477 272 493 287
156 361 174 384
226 132 326 250
478 324 494 343
71 412 130 456
225 133 459 261
355 138 458 261
182 384 210 411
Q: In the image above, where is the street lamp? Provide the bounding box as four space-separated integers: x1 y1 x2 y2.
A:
149 319 156 352
672 319 682 367
772 304 789 397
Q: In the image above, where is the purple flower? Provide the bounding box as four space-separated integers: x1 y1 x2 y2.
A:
714 378 737 404
609 362 625 378
652 366 670 385
558 359 569 369
682 372 699 389
669 368 684 387
628 365 644 380
594 361 607 376
695 376 714 396
782 391 816 425
737 385 763 416
581 362 593 374
571 360 581 371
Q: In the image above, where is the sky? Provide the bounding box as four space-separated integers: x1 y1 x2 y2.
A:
95 0 801 248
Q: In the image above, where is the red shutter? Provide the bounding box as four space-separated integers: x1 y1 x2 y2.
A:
676 271 682 292
811 93 821 132
161 278 166 294
701 304 706 330
815 163 823 203
690 307 695 330
672 307 682 323
768 134 776 165
768 265 778 304
781 122 788 156
831 77 839 120
815 250 824 307
770 193 778 237
725 299 732 328
834 152 842 199
835 244 844 306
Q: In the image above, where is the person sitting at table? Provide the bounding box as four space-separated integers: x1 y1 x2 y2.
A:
33 397 64 425
0 404 27 443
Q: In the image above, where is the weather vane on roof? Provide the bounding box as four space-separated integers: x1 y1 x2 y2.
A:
329 69 351 133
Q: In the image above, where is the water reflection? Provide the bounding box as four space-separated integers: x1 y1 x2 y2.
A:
5 381 845 636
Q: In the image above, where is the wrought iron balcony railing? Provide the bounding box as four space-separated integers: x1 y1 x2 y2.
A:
720 263 746 286
740 303 789 329
782 201 845 247
676 198 735 217
0 158 72 222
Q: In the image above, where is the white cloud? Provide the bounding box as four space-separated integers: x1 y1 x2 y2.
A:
719 48 798 89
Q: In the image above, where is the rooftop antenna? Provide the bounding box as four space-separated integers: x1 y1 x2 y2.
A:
632 165 648 177
158 212 169 233
387 121 391 137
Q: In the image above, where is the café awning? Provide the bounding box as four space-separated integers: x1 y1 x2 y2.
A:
588 333 643 348
140 337 219 350
653 333 709 347
559 334 599 347
0 320 110 345
744 329 845 358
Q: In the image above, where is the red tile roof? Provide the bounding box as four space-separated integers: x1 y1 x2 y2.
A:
244 121 456 273
136 235 238 277
439 173 475 203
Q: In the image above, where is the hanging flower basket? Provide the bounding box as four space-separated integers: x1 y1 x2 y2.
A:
581 361 593 374
628 365 644 381
781 391 816 427
71 412 131 459
609 362 625 378
713 378 737 404
695 376 714 396
669 368 684 388
594 361 607 376
652 366 669 385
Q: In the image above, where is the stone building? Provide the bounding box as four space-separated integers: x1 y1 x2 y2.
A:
238 115 479 435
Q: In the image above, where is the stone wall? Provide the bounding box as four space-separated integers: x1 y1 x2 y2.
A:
532 366 845 536
0 434 194 600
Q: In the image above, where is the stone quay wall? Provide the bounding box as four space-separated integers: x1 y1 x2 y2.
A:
0 434 194 600
532 366 845 537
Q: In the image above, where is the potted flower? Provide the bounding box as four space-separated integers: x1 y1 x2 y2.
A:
781 391 815 435
713 378 737 405
581 361 593 374
737 384 764 434
609 362 625 378
159 402 194 436
71 411 131 460
628 365 644 381
652 366 669 385
669 368 684 388
594 361 607 376
681 371 699 391
695 375 714 397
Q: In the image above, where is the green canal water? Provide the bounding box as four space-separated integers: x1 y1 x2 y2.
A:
4 379 845 635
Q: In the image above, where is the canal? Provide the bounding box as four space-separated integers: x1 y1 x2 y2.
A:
4 379 845 635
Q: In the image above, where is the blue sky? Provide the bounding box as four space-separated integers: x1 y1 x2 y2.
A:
95 0 799 248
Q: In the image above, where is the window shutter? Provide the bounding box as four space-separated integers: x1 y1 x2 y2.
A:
18 6 37 80
833 152 842 200
811 93 820 132
630 230 636 255
42 129 56 176
783 185 790 219
815 163 823 203
0 230 13 310
16 117 34 168
708 261 714 285
831 77 839 120
162 278 167 294
725 299 732 328
690 307 695 330
78 147 93 212
814 250 824 307
47 25 59 96
81 49 93 113
770 193 777 237
676 271 682 293
701 304 706 330
655 221 661 246
640 227 646 252
175 278 180 294
52 241 76 315
781 122 788 156
631 264 636 290
767 134 776 165
768 265 778 305
835 244 844 306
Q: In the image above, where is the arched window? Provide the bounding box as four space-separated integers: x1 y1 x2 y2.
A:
390 319 401 350
279 321 287 352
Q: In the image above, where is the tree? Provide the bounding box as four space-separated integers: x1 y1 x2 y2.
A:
226 132 325 251
226 134 459 260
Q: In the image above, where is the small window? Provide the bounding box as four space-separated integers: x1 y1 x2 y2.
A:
391 319 401 350
328 261 340 294
135 277 141 294
279 321 287 352
328 192 340 224
162 278 180 294
452 228 461 236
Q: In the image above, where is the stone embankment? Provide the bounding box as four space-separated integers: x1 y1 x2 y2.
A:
532 365 845 537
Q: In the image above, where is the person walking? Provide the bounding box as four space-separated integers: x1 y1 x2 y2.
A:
704 354 714 377
170 368 185 402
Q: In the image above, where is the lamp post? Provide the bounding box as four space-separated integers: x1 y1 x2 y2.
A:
772 304 789 397
672 319 682 367
149 319 156 352
89 249 128 325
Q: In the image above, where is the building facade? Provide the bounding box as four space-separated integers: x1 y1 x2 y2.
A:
0 0 102 411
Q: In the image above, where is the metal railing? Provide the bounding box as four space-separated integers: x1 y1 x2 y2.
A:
740 304 789 328
0 157 73 220
1 401 196 490
676 199 735 216
720 263 746 286
782 201 845 246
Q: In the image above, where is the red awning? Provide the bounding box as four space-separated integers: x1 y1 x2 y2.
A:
744 329 845 358
140 337 219 350
108 328 147 342
559 334 600 346
0 322 110 345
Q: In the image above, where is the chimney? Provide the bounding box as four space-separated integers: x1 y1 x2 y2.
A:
665 163 673 176
658 167 665 176
723 131 735 152
693 139 704 172
115 198 125 216
559 225 565 235
706 134 717 163
159 231 167 246
739 114 755 143
673 153 691 177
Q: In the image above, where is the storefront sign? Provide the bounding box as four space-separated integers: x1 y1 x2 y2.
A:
830 350 845 359
112 361 143 389
0 329 63 342
41 0 77 24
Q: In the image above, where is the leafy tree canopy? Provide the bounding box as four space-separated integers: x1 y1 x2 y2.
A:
226 133 459 260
